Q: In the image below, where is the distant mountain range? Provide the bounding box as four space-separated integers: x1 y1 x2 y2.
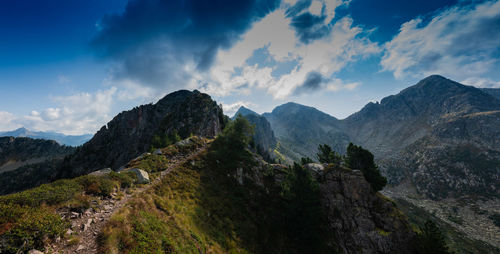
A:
238 75 500 201
0 127 92 146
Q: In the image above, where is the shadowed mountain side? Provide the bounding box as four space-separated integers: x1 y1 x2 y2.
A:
263 102 350 162
60 90 226 178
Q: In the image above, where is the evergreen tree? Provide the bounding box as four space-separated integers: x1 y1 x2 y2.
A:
283 163 325 253
317 144 342 164
416 220 452 254
344 143 387 191
209 115 254 170
300 157 314 165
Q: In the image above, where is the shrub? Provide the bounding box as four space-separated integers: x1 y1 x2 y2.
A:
1 207 67 253
77 176 116 197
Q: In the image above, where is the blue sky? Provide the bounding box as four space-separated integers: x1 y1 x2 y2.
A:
1 0 500 134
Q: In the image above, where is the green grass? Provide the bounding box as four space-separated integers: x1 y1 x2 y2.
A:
99 144 335 253
0 171 137 253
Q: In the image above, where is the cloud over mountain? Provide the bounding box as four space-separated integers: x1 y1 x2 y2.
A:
382 0 500 80
92 0 280 89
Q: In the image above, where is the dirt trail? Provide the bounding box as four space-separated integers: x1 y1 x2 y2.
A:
49 145 207 254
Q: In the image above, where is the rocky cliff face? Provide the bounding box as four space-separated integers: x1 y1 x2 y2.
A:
317 167 415 253
62 90 225 177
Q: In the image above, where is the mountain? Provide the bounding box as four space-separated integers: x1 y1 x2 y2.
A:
0 137 74 173
0 127 92 146
0 90 226 195
344 75 500 157
481 88 500 100
234 106 277 162
260 76 500 200
60 90 225 178
232 106 258 118
262 102 350 162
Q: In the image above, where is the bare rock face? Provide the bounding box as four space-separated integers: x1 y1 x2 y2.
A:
383 111 500 199
317 168 415 254
61 90 225 177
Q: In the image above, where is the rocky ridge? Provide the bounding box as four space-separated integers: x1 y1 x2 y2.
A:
61 90 225 178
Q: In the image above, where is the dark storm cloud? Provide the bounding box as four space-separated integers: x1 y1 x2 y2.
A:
291 12 329 43
285 0 331 43
91 0 279 88
294 71 325 94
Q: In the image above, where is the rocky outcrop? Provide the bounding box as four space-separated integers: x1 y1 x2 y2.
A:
61 90 225 177
317 168 415 254
246 158 416 253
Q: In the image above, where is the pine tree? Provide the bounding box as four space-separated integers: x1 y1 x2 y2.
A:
344 143 387 191
317 144 342 164
416 220 452 254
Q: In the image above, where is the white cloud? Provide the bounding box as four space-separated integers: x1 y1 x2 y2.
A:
203 7 379 99
0 87 119 135
0 111 22 132
461 77 500 88
382 0 500 80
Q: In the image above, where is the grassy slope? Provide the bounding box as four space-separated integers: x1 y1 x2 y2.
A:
0 172 137 253
0 138 206 253
99 148 294 253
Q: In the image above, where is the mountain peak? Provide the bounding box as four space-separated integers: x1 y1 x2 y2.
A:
233 106 258 118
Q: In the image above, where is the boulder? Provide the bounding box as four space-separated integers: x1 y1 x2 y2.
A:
304 163 325 178
304 163 324 173
176 138 193 146
121 168 150 184
28 250 43 254
154 149 163 155
89 168 112 176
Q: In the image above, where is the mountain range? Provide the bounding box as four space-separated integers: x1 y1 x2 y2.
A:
0 127 92 146
0 75 499 253
238 75 500 200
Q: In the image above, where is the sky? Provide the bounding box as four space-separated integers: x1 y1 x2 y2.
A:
1 0 500 135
